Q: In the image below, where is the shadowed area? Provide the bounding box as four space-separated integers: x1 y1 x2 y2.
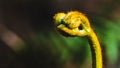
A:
0 0 120 68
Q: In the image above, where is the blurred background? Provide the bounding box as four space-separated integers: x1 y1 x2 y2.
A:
0 0 120 68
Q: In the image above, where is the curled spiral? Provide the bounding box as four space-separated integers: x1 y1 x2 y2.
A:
53 11 103 68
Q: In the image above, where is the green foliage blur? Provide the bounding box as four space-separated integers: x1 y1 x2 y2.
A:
0 0 120 68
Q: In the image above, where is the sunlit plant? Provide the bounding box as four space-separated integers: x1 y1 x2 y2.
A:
53 11 103 68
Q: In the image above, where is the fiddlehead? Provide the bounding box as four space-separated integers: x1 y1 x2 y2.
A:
53 11 103 68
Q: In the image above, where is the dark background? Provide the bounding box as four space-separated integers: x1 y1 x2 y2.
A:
0 0 120 68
